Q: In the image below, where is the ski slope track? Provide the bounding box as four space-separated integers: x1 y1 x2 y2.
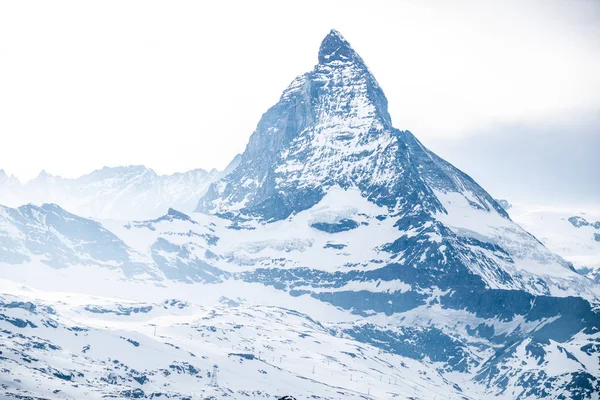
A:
1 30 599 399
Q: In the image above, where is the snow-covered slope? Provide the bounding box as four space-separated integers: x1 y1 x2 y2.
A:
1 30 599 399
0 203 133 269
505 202 600 282
1 198 598 398
0 155 240 220
0 281 470 400
2 263 599 400
0 203 231 283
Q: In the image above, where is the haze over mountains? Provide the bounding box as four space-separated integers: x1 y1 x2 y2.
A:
0 156 240 220
1 30 599 399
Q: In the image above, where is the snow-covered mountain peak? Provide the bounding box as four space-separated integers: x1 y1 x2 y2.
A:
313 29 392 128
91 164 157 176
29 169 62 184
197 30 501 223
0 169 18 184
318 29 364 65
0 162 239 220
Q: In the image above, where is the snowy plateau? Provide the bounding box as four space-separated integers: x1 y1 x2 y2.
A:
1 30 599 400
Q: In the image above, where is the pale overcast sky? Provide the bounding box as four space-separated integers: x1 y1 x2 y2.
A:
0 0 598 204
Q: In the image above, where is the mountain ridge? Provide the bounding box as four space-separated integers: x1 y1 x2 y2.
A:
0 155 242 220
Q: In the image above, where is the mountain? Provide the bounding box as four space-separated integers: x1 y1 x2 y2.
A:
0 202 131 268
506 203 600 282
1 29 599 399
0 203 229 283
0 156 241 220
197 29 593 299
198 30 509 223
0 169 24 207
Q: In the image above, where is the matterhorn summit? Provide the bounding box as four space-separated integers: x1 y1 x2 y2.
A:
197 30 505 223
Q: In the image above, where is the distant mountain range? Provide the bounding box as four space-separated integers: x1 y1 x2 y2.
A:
500 200 600 282
0 155 240 220
0 30 599 399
